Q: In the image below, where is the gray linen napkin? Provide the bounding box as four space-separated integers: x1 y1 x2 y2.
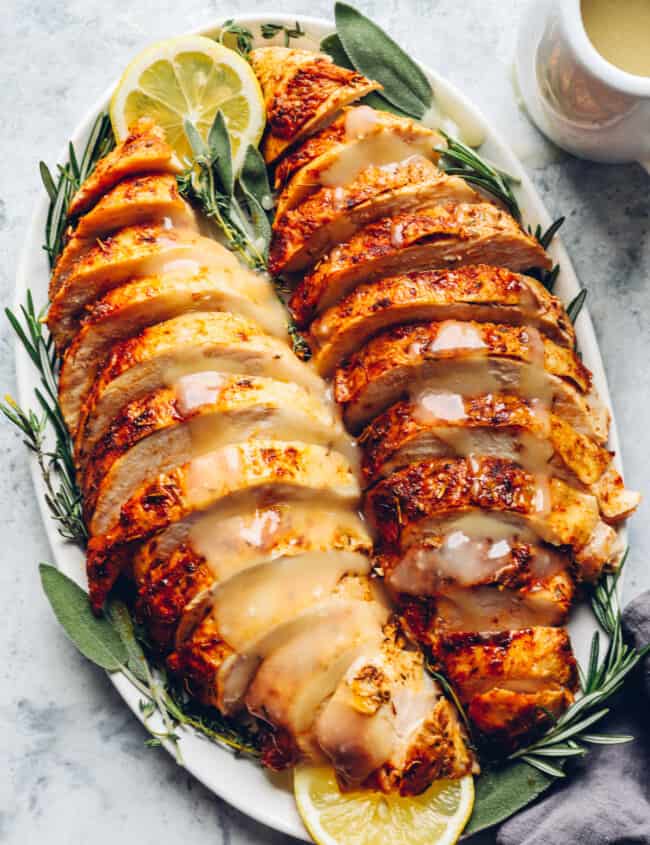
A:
496 591 650 845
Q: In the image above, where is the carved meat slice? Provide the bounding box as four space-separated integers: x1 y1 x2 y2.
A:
84 375 353 536
136 503 373 649
74 311 326 464
365 456 620 581
50 174 198 300
85 439 360 610
360 395 637 521
271 160 479 274
250 47 381 163
48 224 287 350
290 202 550 326
314 624 476 793
334 320 607 441
274 106 442 214
59 266 289 433
67 117 183 218
311 265 575 375
432 627 578 751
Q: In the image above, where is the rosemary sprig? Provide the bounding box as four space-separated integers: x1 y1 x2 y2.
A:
436 131 521 220
529 216 565 250
217 20 255 58
567 288 588 324
261 21 306 46
3 294 85 542
40 112 114 267
508 551 648 777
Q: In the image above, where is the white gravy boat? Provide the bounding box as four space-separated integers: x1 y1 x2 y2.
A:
516 0 650 171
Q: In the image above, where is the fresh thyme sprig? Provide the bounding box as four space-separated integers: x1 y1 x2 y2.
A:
437 131 521 220
508 551 649 778
261 21 306 46
40 112 114 267
217 20 255 58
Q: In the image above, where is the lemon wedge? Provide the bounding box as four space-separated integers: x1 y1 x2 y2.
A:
110 35 265 172
294 765 474 845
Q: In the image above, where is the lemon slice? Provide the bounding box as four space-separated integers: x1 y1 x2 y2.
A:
294 766 474 845
110 35 265 172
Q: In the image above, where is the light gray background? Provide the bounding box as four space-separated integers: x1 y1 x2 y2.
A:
1 1 648 843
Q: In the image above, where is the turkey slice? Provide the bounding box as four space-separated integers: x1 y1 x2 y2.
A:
249 47 381 163
290 202 551 326
74 311 325 463
311 265 575 375
59 266 289 433
270 160 479 274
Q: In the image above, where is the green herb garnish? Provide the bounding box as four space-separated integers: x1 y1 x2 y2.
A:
261 21 306 46
218 20 255 58
40 112 115 267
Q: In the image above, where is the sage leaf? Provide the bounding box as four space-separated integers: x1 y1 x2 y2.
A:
240 145 273 213
208 110 234 196
106 598 149 682
464 760 557 836
184 119 209 160
320 33 413 117
241 189 272 259
39 564 127 671
334 2 433 118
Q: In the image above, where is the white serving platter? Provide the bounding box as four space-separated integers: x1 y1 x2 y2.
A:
15 14 625 841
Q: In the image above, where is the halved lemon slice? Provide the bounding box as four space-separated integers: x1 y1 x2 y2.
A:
110 35 265 172
294 766 474 845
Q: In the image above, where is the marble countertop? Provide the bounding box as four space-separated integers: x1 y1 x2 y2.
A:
2 1 648 842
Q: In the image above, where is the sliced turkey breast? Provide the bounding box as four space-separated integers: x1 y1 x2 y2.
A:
68 117 183 218
74 311 325 463
135 502 373 649
314 624 475 793
334 320 607 440
311 265 575 375
270 161 480 275
274 106 442 215
86 439 360 610
289 202 551 326
360 395 637 521
364 456 619 580
432 627 578 751
48 225 287 351
50 174 198 301
59 265 289 433
249 47 381 163
84 374 354 535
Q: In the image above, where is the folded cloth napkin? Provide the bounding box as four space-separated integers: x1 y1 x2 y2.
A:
496 591 650 845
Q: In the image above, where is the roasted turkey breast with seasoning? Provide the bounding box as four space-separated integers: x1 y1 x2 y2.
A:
270 159 481 275
135 501 373 649
360 394 637 521
289 202 551 326
74 311 325 464
67 117 183 218
86 439 361 610
365 456 620 581
249 47 382 163
334 320 608 440
311 265 575 375
48 224 290 350
59 264 288 433
273 106 442 216
50 174 199 301
83 374 353 536
431 627 578 752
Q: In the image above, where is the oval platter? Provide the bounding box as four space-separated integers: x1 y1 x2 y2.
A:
15 14 626 841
